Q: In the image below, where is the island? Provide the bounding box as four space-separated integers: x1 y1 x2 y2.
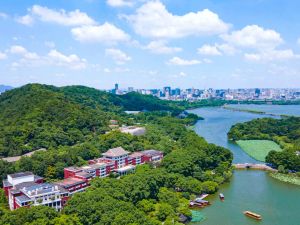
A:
228 116 300 185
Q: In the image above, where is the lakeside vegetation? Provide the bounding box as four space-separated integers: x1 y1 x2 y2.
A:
236 140 282 162
223 105 266 115
0 84 233 225
269 172 300 186
228 117 300 171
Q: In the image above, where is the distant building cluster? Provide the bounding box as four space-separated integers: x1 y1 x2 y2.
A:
109 84 300 101
2 147 163 211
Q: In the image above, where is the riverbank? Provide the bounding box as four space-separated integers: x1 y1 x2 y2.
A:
269 172 300 186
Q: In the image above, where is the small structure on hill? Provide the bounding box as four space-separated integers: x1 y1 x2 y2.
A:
120 126 146 136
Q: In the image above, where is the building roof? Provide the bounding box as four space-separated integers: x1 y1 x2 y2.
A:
2 179 12 188
34 175 43 180
55 178 86 189
102 147 129 157
15 195 31 203
115 165 135 173
12 181 38 195
75 171 94 179
82 163 106 170
91 158 115 166
64 167 82 173
120 126 146 136
21 183 66 196
8 171 33 179
141 150 163 156
129 152 143 158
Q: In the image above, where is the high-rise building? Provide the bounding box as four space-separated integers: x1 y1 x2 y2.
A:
255 88 261 98
128 87 134 93
163 86 171 96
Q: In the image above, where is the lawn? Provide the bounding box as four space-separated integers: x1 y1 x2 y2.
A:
236 140 282 162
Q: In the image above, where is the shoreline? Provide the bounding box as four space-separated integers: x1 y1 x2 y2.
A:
268 172 300 186
222 105 298 118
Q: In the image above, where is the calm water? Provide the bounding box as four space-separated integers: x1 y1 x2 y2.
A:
227 104 300 116
189 107 300 225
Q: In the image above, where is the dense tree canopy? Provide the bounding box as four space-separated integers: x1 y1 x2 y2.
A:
228 117 300 171
0 84 233 224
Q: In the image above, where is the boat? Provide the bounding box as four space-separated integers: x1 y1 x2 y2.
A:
189 199 210 208
199 193 209 199
219 193 224 201
243 211 262 220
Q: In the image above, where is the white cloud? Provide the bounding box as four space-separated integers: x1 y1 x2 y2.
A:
297 38 300 45
0 12 8 19
216 43 236 55
178 72 187 77
244 49 300 62
168 57 201 66
144 40 182 54
221 25 283 49
45 41 55 48
107 0 134 7
104 68 111 73
126 1 229 39
172 71 187 78
16 15 34 25
203 58 212 64
9 45 40 60
198 44 222 56
0 52 7 60
198 43 237 56
18 5 96 26
10 45 28 54
23 52 40 60
48 49 86 70
71 23 130 43
105 48 131 64
9 45 86 70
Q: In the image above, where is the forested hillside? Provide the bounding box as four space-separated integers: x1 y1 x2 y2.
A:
228 117 300 171
0 84 233 224
0 84 183 157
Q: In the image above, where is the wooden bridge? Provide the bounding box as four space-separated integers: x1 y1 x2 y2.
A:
233 163 277 171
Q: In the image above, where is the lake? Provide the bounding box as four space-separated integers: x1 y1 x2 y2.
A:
189 106 300 225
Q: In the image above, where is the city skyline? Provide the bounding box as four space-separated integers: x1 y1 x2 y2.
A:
1 0 300 89
109 83 300 101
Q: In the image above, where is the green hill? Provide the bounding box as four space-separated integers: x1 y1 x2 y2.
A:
0 84 182 157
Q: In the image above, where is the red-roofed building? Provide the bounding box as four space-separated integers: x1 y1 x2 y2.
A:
128 152 145 165
55 177 88 195
102 147 130 168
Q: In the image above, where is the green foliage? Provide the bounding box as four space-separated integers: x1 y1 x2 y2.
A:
0 84 110 157
228 117 300 171
269 172 300 186
0 206 58 225
0 84 234 224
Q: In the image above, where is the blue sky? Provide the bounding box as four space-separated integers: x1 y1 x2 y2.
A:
0 0 300 89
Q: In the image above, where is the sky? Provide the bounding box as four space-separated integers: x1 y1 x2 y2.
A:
0 0 300 89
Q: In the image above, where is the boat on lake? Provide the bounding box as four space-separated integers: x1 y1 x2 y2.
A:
189 197 210 208
219 193 224 201
243 211 262 220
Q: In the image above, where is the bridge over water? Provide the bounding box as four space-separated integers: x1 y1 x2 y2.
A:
233 163 277 171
